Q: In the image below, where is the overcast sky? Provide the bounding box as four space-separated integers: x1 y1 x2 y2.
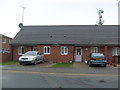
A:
0 0 119 38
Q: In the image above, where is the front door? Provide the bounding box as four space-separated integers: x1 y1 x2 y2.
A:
75 47 82 62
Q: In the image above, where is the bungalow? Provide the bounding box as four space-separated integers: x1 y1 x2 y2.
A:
11 25 120 63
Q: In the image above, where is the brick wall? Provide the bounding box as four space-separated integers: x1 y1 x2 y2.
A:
1 37 12 62
13 45 74 62
13 45 119 63
13 46 20 60
81 46 117 63
82 46 105 61
38 45 74 62
82 46 91 61
107 46 120 63
13 46 32 60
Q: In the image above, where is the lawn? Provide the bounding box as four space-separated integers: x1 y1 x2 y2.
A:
51 63 73 68
0 61 18 65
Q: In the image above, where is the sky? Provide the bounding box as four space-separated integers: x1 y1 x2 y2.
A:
0 0 119 38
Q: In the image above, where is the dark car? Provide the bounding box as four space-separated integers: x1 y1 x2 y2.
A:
86 53 107 67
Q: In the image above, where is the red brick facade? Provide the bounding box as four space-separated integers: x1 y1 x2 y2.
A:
38 45 74 62
0 35 12 62
12 45 120 63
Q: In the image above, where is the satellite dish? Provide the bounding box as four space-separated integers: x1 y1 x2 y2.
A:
19 23 23 28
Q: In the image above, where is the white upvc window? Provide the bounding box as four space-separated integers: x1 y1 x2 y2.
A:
91 47 98 53
18 46 24 55
2 37 6 43
112 47 120 56
61 46 68 55
44 46 51 55
32 46 38 51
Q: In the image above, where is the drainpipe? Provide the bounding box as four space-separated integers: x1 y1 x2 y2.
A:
104 45 108 61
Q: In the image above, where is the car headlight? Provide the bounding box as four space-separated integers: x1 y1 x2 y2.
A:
19 57 21 60
90 60 94 62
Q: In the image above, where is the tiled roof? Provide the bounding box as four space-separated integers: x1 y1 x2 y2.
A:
11 25 119 46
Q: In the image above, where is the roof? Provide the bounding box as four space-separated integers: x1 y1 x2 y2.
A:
11 25 119 46
0 34 12 39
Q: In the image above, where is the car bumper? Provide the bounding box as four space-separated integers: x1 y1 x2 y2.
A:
90 60 106 65
90 62 106 65
19 61 34 64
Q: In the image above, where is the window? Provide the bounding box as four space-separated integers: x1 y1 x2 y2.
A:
61 46 68 55
91 47 98 53
0 49 7 53
18 46 24 55
112 47 120 56
32 46 38 51
2 37 6 43
8 39 11 43
44 46 51 55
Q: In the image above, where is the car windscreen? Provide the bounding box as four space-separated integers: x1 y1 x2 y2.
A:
24 52 36 56
92 53 105 58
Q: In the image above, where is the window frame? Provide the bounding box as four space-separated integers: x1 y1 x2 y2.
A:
61 46 68 55
44 46 51 55
18 46 24 55
32 46 38 51
112 47 120 56
91 47 98 53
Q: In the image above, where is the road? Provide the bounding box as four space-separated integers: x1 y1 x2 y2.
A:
1 63 119 88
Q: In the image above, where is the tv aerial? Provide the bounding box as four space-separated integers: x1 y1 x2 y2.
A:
96 9 104 25
19 6 26 28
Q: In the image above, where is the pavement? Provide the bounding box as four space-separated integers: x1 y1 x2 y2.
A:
0 62 118 75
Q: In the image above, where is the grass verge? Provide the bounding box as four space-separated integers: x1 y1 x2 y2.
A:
0 61 18 65
51 63 73 68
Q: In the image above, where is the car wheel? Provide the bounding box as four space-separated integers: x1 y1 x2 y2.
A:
41 60 44 63
103 64 106 67
19 63 22 65
89 64 92 67
34 60 37 65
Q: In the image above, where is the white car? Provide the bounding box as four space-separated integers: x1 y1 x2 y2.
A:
19 51 44 65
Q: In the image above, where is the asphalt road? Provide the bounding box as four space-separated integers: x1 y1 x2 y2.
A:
1 63 119 88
